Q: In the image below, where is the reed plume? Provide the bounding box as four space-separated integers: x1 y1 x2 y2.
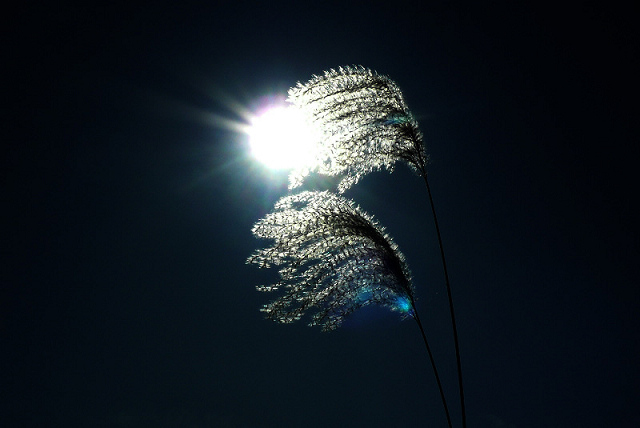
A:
287 65 427 192
247 191 414 331
248 190 453 427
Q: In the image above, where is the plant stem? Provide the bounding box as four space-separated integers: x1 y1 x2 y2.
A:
412 305 453 428
421 169 467 428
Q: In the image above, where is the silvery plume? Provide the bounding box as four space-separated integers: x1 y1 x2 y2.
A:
247 191 414 331
287 65 427 192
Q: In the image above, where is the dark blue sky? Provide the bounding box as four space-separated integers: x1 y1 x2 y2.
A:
3 1 638 427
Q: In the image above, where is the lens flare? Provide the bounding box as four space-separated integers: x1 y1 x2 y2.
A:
248 106 320 170
396 296 412 313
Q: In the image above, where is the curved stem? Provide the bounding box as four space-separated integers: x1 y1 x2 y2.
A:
412 304 453 428
421 169 467 428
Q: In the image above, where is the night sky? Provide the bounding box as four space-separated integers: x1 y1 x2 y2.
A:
3 2 638 427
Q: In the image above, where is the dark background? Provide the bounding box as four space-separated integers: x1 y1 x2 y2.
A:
3 1 638 427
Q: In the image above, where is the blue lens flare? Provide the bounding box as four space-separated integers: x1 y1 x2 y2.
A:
395 296 412 313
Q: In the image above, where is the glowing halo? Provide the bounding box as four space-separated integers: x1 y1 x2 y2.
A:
247 105 320 170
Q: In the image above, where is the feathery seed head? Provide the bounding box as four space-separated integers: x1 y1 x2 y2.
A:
247 191 415 331
287 66 427 192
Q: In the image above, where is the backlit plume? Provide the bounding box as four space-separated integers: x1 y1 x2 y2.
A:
287 66 427 192
247 191 414 331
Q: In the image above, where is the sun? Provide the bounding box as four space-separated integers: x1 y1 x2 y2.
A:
248 105 320 170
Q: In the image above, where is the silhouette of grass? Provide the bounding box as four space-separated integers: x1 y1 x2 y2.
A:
248 66 466 428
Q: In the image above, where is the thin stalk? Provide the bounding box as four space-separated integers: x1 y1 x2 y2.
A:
420 168 467 428
412 304 453 428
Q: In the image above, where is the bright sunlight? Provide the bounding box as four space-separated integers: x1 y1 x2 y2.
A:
248 106 320 170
